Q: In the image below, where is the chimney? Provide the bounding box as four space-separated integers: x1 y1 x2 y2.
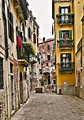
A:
43 37 45 42
34 17 36 20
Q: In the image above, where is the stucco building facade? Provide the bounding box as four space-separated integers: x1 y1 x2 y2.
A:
52 0 84 98
39 38 56 89
0 0 41 119
52 0 75 95
74 0 84 99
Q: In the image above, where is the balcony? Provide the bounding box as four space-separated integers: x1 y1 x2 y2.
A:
57 39 73 49
56 13 74 26
17 39 36 66
14 0 28 21
19 0 28 20
42 67 50 74
17 48 29 67
58 62 74 73
29 55 37 64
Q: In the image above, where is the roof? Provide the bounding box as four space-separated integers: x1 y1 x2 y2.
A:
38 38 55 45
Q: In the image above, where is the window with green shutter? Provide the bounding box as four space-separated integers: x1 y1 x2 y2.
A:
59 30 72 39
59 6 71 22
61 53 71 62
61 53 71 68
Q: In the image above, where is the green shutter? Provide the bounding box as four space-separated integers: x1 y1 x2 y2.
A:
69 30 72 39
68 6 70 13
68 53 71 61
59 30 62 39
59 6 61 13
61 54 63 62
68 6 70 21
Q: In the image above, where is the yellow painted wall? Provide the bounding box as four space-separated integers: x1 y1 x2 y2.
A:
54 1 75 87
74 1 83 53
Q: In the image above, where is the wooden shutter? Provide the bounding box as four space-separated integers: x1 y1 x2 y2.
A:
59 30 62 39
2 0 5 12
69 30 72 39
61 54 63 62
68 6 70 13
33 33 36 43
59 6 61 13
10 12 14 42
68 53 71 61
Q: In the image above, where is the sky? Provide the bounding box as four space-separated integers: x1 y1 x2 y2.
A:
27 0 54 39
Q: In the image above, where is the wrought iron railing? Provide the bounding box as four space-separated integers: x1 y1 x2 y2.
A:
58 62 74 73
56 13 74 26
57 39 73 49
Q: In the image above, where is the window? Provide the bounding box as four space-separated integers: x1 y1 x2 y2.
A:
48 45 50 50
37 28 39 36
0 58 3 89
10 63 13 73
46 63 48 66
59 6 70 21
59 30 72 39
38 58 40 64
39 69 42 74
33 33 36 43
53 80 56 84
47 55 50 61
20 72 22 81
53 44 55 50
61 53 71 68
11 75 14 110
10 62 14 110
48 76 50 84
22 22 25 35
2 0 5 14
28 27 31 39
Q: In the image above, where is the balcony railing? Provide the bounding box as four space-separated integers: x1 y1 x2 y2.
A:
29 55 37 64
19 0 28 20
56 13 74 26
57 39 73 49
17 48 29 66
58 62 74 73
14 0 28 20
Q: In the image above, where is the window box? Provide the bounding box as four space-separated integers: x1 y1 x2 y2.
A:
58 62 74 73
57 39 73 49
56 6 74 26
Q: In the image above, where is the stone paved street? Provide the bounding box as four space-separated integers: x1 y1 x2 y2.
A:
11 92 84 120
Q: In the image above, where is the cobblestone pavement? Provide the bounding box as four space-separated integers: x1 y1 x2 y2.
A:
11 92 84 120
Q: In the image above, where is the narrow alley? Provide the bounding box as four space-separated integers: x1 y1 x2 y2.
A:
11 92 84 120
